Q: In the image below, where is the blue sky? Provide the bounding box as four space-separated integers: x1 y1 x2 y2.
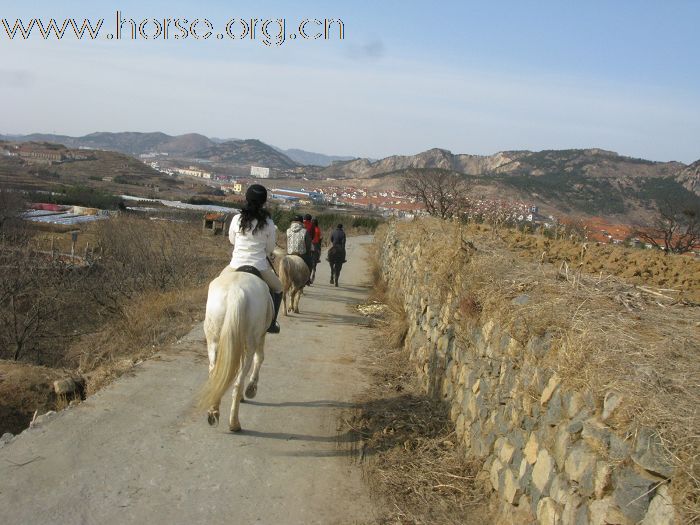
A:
1 0 699 162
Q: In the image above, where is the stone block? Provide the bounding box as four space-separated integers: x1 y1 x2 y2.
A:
641 485 676 525
561 492 588 525
612 467 656 523
609 433 632 462
594 461 612 499
540 374 561 406
502 468 523 504
581 418 611 453
499 438 516 465
537 497 562 525
549 473 570 506
554 425 572 469
53 378 77 395
491 457 504 491
602 391 623 421
562 391 584 419
512 294 530 305
545 390 563 426
455 386 465 406
564 442 597 497
524 432 540 464
518 457 533 485
532 448 556 495
632 427 674 479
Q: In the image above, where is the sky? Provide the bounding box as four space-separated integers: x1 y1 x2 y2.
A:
1 0 699 162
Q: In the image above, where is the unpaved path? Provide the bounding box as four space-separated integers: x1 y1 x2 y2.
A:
0 236 378 525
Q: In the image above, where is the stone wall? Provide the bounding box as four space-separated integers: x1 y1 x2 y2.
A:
379 224 677 525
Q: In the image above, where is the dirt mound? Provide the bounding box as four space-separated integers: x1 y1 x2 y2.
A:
0 361 80 434
500 230 700 301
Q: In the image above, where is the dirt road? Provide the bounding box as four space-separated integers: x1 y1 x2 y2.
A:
0 236 378 525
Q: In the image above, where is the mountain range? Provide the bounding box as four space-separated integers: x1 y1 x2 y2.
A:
0 132 355 168
2 131 698 223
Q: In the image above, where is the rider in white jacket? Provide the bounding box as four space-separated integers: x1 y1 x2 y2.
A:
228 185 283 333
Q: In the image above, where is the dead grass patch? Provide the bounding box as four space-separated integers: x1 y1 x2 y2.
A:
348 305 490 524
67 286 207 394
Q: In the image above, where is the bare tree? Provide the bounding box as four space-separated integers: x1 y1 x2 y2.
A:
0 190 26 234
401 169 470 220
635 200 700 254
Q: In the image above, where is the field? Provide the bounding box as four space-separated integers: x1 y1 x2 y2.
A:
0 213 231 434
496 228 700 301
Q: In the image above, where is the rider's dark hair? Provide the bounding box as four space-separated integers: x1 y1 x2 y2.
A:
239 184 271 234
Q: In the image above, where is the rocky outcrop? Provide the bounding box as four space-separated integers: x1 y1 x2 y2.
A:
675 159 700 196
379 223 679 524
320 147 683 180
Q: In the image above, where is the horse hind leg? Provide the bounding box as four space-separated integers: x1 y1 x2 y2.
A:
205 333 220 425
283 290 290 316
229 350 254 432
207 406 220 426
293 288 301 313
245 338 265 399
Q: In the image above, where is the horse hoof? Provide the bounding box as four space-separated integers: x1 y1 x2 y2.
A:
207 411 220 426
245 383 257 399
229 424 241 433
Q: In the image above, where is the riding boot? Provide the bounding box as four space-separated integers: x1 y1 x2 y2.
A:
267 292 282 334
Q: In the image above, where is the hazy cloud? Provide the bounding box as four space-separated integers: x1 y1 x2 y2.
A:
345 38 385 60
0 69 34 88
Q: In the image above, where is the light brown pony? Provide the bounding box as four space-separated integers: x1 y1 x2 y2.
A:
277 254 311 314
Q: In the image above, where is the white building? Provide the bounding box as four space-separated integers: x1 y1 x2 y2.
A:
250 166 270 178
175 166 212 179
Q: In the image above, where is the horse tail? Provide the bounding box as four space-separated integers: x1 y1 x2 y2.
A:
280 256 292 286
198 288 247 410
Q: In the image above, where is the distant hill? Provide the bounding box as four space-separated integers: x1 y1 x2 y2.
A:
0 133 303 171
350 148 694 223
271 147 356 167
0 142 187 197
319 147 683 180
1 132 360 168
191 139 297 169
1 132 216 157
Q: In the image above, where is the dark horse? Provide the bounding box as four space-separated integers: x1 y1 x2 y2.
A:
327 245 346 287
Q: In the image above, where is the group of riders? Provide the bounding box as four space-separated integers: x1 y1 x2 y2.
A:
227 184 348 335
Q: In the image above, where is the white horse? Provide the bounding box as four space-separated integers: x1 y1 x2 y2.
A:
198 266 273 432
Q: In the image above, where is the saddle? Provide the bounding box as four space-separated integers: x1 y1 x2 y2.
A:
235 265 263 280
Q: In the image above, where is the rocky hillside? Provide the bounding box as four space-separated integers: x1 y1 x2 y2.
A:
676 159 700 196
320 147 683 180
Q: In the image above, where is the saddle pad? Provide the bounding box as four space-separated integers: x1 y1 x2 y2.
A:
235 265 263 280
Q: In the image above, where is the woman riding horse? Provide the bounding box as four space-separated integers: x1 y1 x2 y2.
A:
198 184 282 432
228 185 283 333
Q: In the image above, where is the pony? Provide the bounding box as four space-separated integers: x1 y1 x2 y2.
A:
327 245 346 287
198 266 273 432
277 253 311 314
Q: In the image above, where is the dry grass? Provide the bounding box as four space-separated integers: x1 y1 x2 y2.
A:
346 328 490 524
66 286 207 394
346 255 490 524
381 218 700 522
